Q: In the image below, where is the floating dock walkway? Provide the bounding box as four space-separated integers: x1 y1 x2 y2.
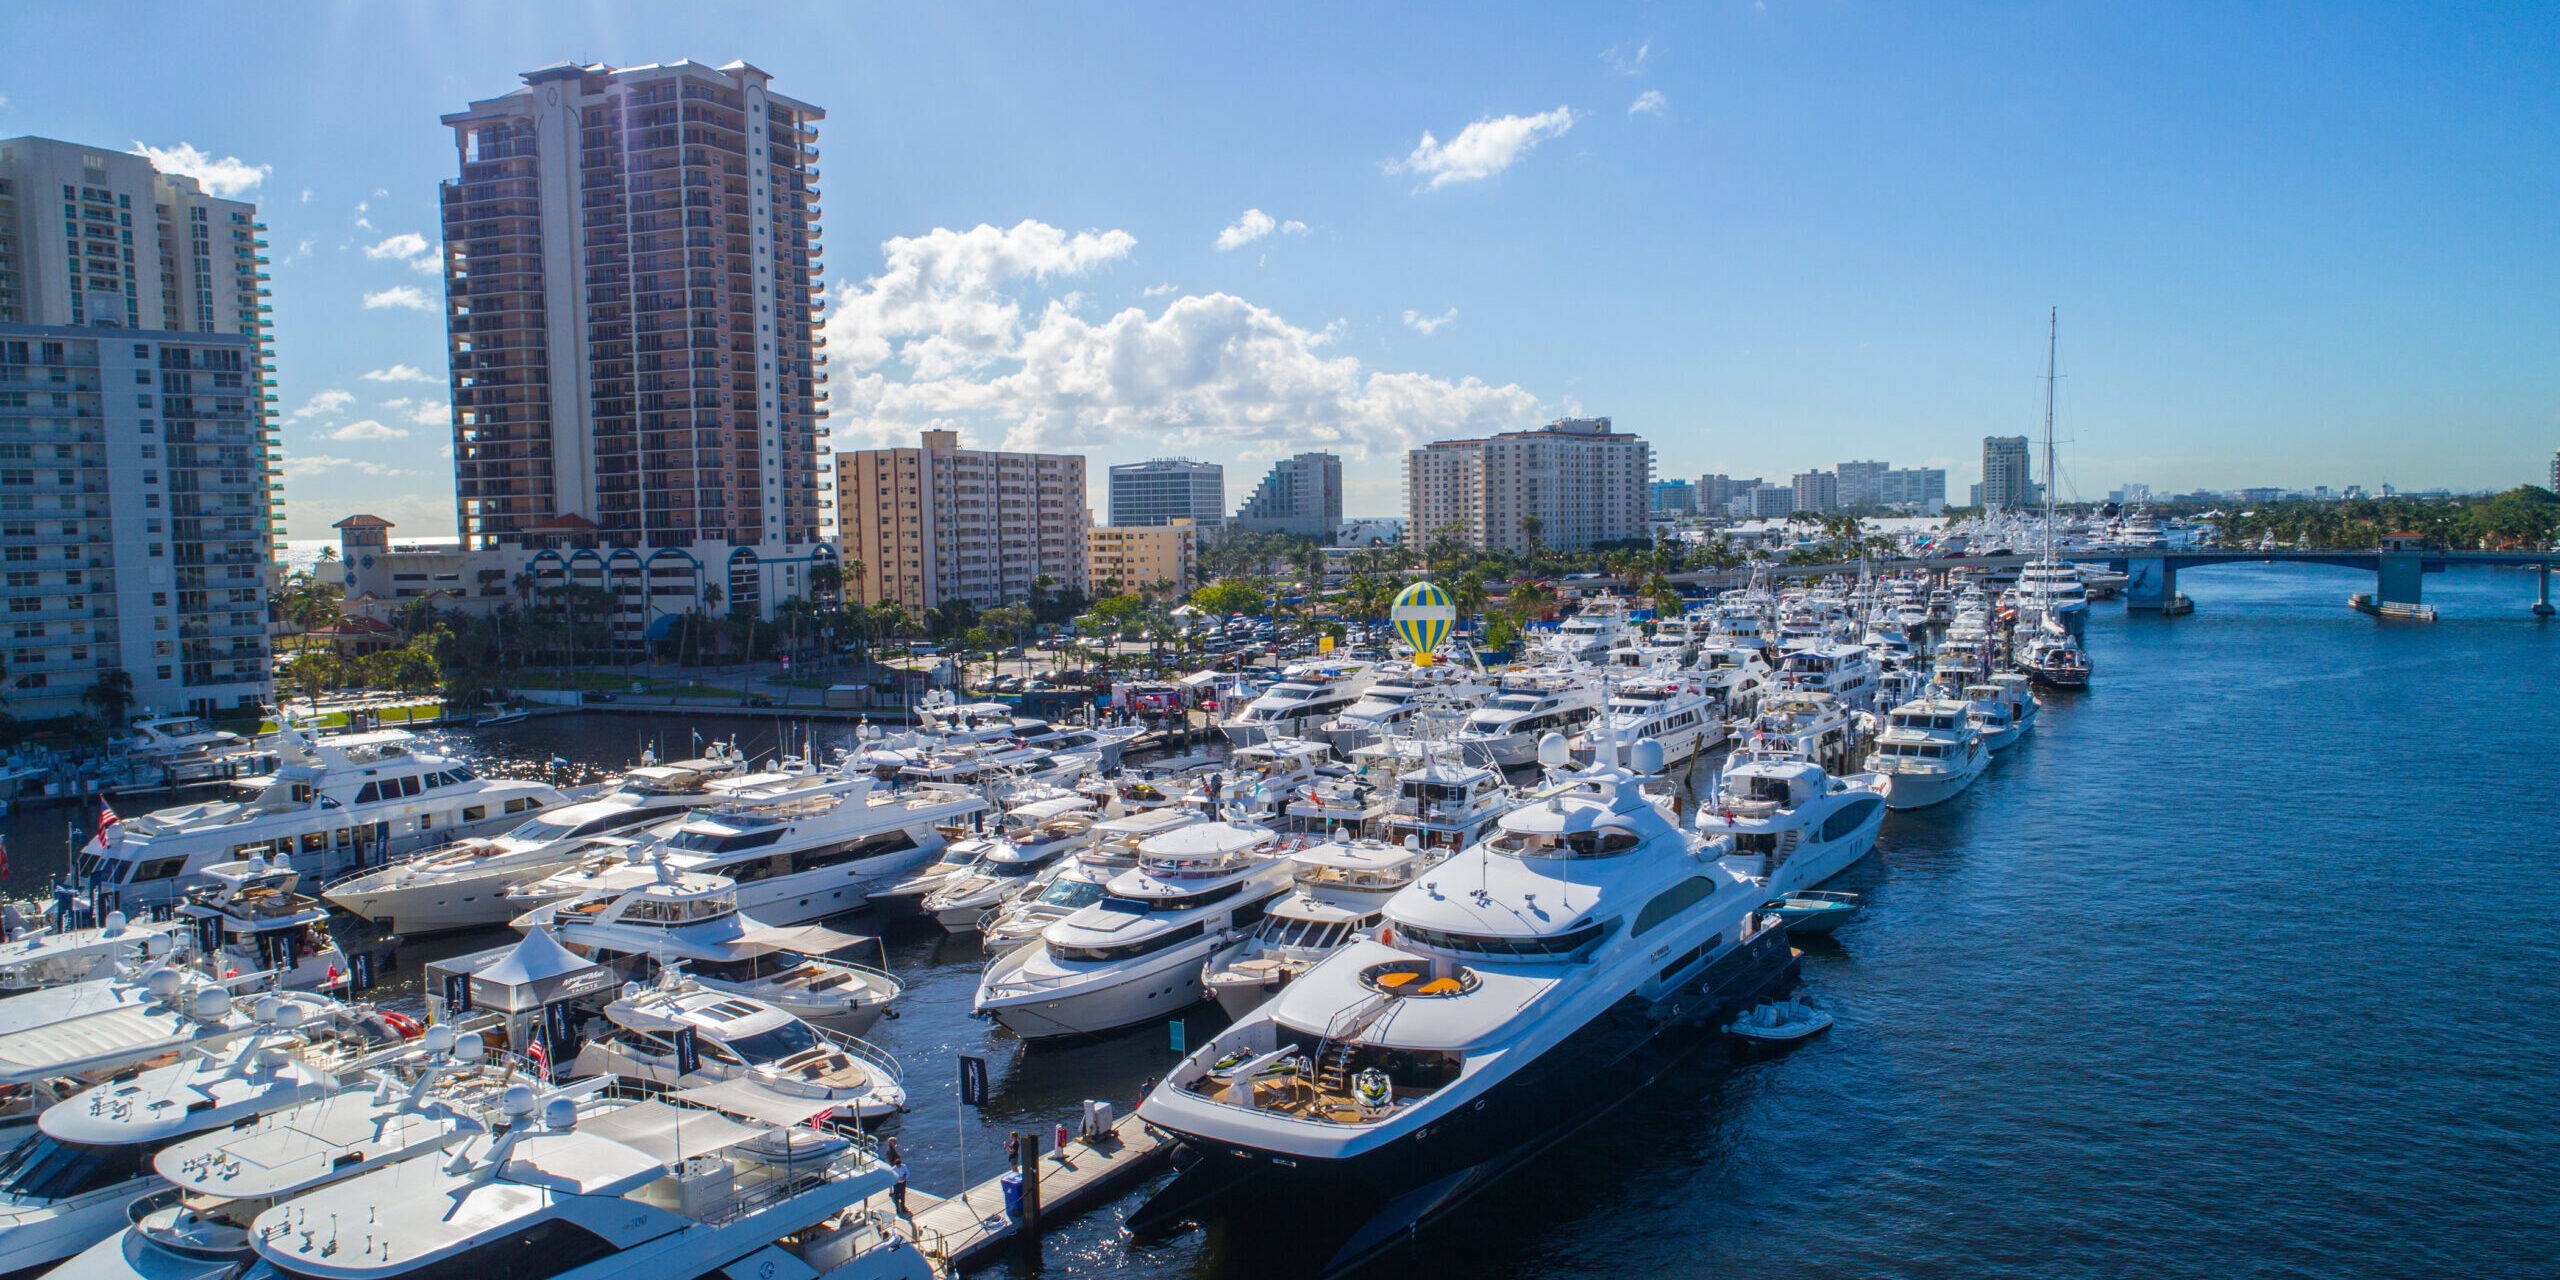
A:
907 1113 1171 1275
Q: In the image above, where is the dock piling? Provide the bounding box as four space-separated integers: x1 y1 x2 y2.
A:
1019 1134 1042 1270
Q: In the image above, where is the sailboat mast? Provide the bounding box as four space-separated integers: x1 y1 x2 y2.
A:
2041 307 2058 562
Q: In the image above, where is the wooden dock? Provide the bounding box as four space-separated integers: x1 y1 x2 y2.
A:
906 1114 1172 1274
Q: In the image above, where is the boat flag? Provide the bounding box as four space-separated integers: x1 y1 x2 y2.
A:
526 1025 551 1079
94 801 120 845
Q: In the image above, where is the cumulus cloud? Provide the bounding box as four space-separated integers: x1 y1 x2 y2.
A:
377 397 451 426
129 141 269 196
1403 307 1458 336
1142 284 1176 298
362 286 433 311
289 389 355 419
824 219 1540 467
1630 90 1668 118
326 420 407 441
1214 209 1310 252
1384 107 1577 190
363 232 441 276
361 364 437 384
282 454 413 478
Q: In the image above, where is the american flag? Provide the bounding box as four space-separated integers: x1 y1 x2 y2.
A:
525 1028 551 1079
94 801 120 845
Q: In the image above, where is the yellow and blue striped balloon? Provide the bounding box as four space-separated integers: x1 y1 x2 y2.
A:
1391 581 1456 664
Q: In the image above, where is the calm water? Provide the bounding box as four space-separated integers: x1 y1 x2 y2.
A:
13 562 2554 1278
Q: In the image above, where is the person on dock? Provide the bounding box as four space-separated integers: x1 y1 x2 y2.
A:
884 1138 909 1216
1004 1130 1022 1171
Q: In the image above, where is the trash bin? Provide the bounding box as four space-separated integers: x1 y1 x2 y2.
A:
1001 1170 1024 1218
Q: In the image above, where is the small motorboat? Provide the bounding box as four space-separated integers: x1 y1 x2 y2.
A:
476 707 532 726
1728 996 1833 1044
1764 890 1862 934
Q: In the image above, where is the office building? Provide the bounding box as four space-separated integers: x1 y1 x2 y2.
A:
0 137 278 719
1791 470 1838 514
1981 435 2034 509
1743 485 1795 518
1650 478 1696 515
1406 417 1650 552
1697 474 1761 513
834 429 1088 613
1231 451 1340 538
1109 458 1224 531
439 60 825 551
1878 467 1948 513
1089 518 1197 598
1834 460 1889 509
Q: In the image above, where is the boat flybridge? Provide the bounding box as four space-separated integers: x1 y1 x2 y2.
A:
1311 665 1495 754
222 1077 930 1280
1452 679 1604 769
72 726 568 906
1202 833 1444 1019
2008 559 2091 637
568 977 908 1120
975 820 1295 1042
1569 676 1725 769
1730 691 1870 777
1695 755 1892 893
1372 754 1513 854
520 865 902 1036
1193 738 1336 823
921 796 1101 932
1535 596 1631 665
1963 678 2037 752
0 913 189 994
977 808 1206 950
1222 663 1377 747
1131 735 1796 1271
1868 695 1990 810
177 857 347 992
507 773 989 927
323 750 756 934
1775 642 1882 712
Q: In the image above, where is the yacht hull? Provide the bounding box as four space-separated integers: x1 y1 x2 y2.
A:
979 940 1221 1042
1879 764 1983 810
325 856 587 934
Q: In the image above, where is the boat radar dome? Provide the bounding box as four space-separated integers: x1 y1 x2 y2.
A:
502 1083 538 1120
1538 732 1571 769
102 911 126 934
1631 738 1666 776
545 1096 579 1131
422 1024 459 1055
189 987 231 1023
143 966 185 1002
453 1034 485 1063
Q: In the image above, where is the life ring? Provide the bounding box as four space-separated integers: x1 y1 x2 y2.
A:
378 1010 424 1040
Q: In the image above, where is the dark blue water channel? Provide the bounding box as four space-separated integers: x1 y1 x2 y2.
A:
11 561 2554 1278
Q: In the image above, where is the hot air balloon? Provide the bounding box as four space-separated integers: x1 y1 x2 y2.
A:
1390 581 1456 666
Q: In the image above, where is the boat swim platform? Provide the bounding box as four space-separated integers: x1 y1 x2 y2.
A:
907 1113 1172 1274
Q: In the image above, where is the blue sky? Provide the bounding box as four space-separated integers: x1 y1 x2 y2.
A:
9 2 2555 537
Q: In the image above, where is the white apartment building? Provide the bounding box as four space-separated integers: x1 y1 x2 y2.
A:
831 429 1089 613
1405 417 1652 553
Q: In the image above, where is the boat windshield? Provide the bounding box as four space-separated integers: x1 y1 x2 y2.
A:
0 1135 150 1201
1035 879 1108 910
722 1020 823 1064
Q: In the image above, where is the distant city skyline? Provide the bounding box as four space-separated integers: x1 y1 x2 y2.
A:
3 4 2547 538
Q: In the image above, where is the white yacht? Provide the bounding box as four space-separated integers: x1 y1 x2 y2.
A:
1569 676 1725 769
1309 667 1493 754
859 698 1140 774
568 979 908 1120
1194 738 1336 823
1963 681 2035 752
120 714 267 787
177 858 346 992
978 808 1203 950
866 788 1088 909
1452 680 1604 769
1129 742 1796 1268
322 752 753 934
1695 756 1891 892
507 774 988 927
229 1085 930 1280
1371 755 1515 855
1775 642 1882 711
2008 559 2091 637
1868 695 1990 809
1730 691 1870 777
1202 835 1441 1019
0 987 358 1274
1222 663 1376 746
72 726 567 906
0 967 281 1145
523 870 901 1035
922 798 1100 932
976 821 1294 1042
1534 597 1631 665
0 914 189 994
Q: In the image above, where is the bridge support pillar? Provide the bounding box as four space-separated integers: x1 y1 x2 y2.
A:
2124 556 2175 610
2535 563 2554 618
2376 552 2424 607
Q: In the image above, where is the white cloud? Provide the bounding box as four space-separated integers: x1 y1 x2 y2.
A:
1603 40 1653 77
824 219 1540 468
1214 209 1310 252
362 286 433 312
282 454 413 478
364 232 441 276
1384 107 1577 190
128 141 269 196
1403 307 1458 336
289 389 355 419
1630 90 1668 118
325 420 408 442
377 397 451 426
1142 284 1176 298
299 189 312 204
361 364 437 384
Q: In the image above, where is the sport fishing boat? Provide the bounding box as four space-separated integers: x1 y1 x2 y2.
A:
922 797 1101 932
569 978 908 1120
0 913 189 994
1201 834 1442 1019
1451 679 1604 769
522 868 901 1035
1868 695 1990 809
978 808 1204 950
1568 676 1724 769
322 750 752 934
1695 755 1891 892
975 820 1294 1042
71 725 567 906
1129 739 1796 1273
178 857 346 992
1222 663 1377 747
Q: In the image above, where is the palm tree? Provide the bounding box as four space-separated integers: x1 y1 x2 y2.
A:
83 669 135 730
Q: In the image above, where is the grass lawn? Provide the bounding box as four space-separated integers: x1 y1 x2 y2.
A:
260 701 445 732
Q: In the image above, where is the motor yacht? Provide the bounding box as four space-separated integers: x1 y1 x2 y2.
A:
1309 667 1493 754
975 821 1294 1042
1451 680 1604 769
1569 676 1725 769
2008 559 2091 637
1202 834 1443 1019
322 751 753 934
1222 663 1376 746
1193 739 1336 823
177 857 345 992
1130 741 1796 1272
522 869 900 1036
0 914 188 994
568 979 907 1120
1371 754 1514 854
1868 695 1990 809
2016 618 2094 689
1695 757 1891 892
1533 597 1630 665
1729 691 1870 777
1963 681 2034 752
72 726 567 906
921 797 1101 932
1774 642 1881 711
978 808 1204 950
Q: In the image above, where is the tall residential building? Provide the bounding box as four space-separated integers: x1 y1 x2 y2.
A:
1230 451 1340 538
1650 479 1696 515
1834 460 1889 509
1088 517 1198 598
1791 470 1838 514
835 429 1088 613
1697 474 1760 513
439 61 824 551
1743 485 1795 518
1878 467 1948 512
1981 435 2034 509
1405 417 1651 552
2549 450 2558 493
0 137 277 719
1109 458 1224 531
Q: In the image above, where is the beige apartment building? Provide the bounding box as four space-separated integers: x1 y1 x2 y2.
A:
1406 417 1651 552
1089 518 1197 598
831 429 1089 613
